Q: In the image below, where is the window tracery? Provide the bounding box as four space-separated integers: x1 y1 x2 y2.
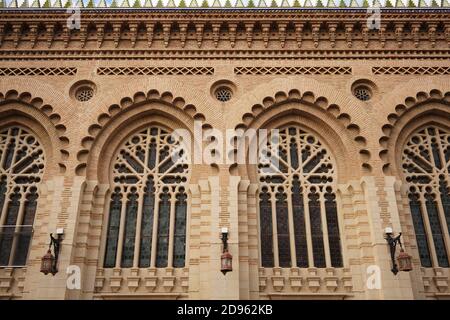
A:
0 127 44 267
402 125 450 268
104 126 189 269
258 126 343 268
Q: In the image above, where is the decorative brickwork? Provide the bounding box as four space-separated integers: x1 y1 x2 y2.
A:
97 66 214 76
373 66 450 75
0 67 77 77
235 66 352 75
0 7 449 300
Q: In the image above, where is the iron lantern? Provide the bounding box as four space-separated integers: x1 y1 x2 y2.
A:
40 249 55 275
385 229 413 275
397 248 413 272
221 249 233 275
220 228 233 275
40 233 62 276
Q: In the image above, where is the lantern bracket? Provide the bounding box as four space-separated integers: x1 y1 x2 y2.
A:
385 231 403 275
49 233 62 275
221 229 229 252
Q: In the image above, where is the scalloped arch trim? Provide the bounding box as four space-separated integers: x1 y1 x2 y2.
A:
76 89 209 176
0 89 69 174
379 88 450 174
235 88 372 173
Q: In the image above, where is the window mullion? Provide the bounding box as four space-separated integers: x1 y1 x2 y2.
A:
7 194 26 266
270 191 279 267
419 191 439 267
286 188 297 268
0 189 11 226
150 188 161 268
318 190 332 268
132 189 145 268
302 187 314 267
115 192 128 268
167 190 177 268
285 134 297 268
0 146 7 170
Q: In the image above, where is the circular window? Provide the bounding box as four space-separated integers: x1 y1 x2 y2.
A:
351 79 377 102
70 80 97 102
215 87 232 102
75 87 94 102
353 86 372 101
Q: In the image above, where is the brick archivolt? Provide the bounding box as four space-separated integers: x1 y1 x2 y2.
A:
379 88 450 176
0 89 69 177
77 89 209 183
229 82 371 181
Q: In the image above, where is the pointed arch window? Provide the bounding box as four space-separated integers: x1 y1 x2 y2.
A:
0 127 44 267
402 125 450 268
104 126 189 269
258 126 343 268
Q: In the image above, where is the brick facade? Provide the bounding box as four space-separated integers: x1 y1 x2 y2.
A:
0 6 449 300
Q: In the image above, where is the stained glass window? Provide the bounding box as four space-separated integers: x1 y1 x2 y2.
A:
276 188 291 267
402 125 450 267
121 188 138 268
258 126 343 268
259 187 274 267
0 127 44 267
173 189 187 268
104 126 189 269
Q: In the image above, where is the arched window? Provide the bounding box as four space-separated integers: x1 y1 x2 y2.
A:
104 126 189 269
0 126 44 267
258 126 343 268
402 125 450 268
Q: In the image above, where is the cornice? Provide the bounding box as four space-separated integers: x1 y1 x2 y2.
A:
0 49 449 60
0 9 449 57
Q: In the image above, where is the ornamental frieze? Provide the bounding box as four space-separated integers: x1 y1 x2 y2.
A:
0 9 449 53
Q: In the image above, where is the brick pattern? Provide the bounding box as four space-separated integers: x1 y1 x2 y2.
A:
0 67 77 76
0 14 448 299
235 66 352 75
372 66 450 75
97 66 214 76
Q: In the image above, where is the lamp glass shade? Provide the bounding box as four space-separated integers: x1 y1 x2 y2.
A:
40 249 55 275
397 249 413 272
220 250 233 275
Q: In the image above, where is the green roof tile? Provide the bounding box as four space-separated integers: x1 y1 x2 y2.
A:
256 0 266 6
189 0 199 6
326 0 337 6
